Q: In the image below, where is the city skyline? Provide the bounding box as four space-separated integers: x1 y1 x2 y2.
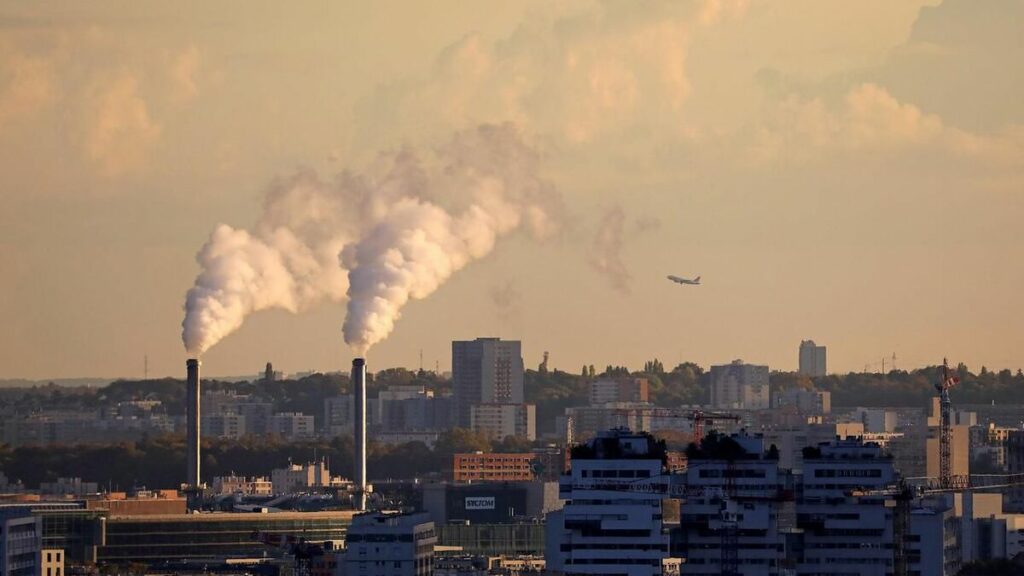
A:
1 1 1022 381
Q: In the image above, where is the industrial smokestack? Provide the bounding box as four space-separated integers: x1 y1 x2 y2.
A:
186 359 201 490
352 358 367 511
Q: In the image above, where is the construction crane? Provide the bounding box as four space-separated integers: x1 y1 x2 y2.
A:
936 358 960 490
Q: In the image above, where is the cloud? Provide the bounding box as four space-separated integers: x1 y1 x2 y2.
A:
875 0 1024 131
747 83 1024 167
170 44 200 102
84 71 162 177
0 48 55 126
357 1 741 148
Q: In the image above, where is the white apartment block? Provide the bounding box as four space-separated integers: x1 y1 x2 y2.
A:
797 439 899 576
546 428 672 576
676 434 787 576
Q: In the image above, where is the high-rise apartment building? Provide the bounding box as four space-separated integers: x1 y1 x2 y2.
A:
798 340 827 377
710 360 770 410
452 338 524 427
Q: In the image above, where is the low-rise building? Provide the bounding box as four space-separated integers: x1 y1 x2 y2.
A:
211 475 273 496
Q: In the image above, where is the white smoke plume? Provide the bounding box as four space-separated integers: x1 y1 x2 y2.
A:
182 124 559 356
342 124 560 354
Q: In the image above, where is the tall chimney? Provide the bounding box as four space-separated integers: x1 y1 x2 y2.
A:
186 359 201 490
352 357 367 511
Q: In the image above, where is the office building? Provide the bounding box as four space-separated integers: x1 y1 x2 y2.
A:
710 360 770 410
0 508 41 576
453 338 524 427
98 511 353 563
589 377 649 405
470 404 536 441
343 511 436 576
546 428 671 576
798 340 827 377
422 481 561 525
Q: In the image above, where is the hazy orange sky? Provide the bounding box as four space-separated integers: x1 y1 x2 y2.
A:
1 1 1021 379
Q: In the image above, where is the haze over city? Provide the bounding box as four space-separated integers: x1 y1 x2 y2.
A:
1 0 1021 380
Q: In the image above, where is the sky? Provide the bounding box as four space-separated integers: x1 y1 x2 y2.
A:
1 0 1021 380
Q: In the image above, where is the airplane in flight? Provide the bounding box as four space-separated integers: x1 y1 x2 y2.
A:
667 275 700 285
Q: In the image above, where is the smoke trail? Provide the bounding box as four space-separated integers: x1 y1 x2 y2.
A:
181 157 427 354
182 124 559 355
342 124 559 354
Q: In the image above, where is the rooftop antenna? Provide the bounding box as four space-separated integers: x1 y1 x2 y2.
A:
419 349 424 372
144 355 148 380
892 352 897 371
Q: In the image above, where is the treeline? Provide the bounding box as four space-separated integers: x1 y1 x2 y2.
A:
0 429 532 490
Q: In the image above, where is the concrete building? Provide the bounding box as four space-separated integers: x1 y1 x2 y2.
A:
851 408 898 434
798 340 827 377
710 360 770 410
38 478 99 497
343 511 436 576
589 377 649 405
453 338 524 427
270 412 316 440
0 508 41 576
797 439 900 576
270 460 343 494
563 404 708 443
200 413 246 439
40 548 63 576
210 475 273 496
674 434 787 576
773 389 830 415
470 404 535 441
546 428 671 576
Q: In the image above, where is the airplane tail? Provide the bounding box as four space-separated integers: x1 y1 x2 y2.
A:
695 276 700 282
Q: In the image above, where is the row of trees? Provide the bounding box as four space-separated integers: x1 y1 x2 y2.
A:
0 428 531 490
